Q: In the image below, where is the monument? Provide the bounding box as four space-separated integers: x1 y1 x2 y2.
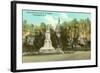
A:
55 18 64 54
39 18 64 54
39 24 56 53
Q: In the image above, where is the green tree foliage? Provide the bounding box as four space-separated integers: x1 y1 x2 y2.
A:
22 18 91 52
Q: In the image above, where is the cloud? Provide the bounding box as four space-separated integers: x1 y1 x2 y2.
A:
59 13 68 23
44 13 69 29
44 15 57 29
45 15 57 24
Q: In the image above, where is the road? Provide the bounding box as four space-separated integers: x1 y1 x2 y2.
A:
22 51 91 63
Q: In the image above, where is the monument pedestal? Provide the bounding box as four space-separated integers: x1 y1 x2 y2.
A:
39 40 56 53
39 47 56 54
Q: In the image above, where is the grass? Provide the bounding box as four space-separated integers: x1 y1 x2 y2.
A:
22 51 91 63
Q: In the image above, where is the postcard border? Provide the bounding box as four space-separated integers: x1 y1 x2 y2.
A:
11 1 98 72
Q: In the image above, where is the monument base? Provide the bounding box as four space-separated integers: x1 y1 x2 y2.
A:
39 47 56 54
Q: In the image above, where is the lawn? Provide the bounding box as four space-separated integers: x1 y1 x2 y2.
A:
22 51 91 63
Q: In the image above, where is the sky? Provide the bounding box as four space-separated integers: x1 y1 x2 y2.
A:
22 10 91 27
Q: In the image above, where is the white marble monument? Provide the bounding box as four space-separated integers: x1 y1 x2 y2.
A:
39 25 56 53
